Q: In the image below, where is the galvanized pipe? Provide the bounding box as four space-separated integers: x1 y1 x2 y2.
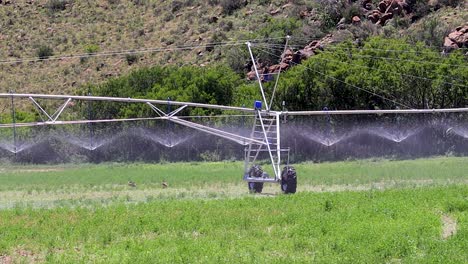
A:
282 108 468 115
0 93 256 113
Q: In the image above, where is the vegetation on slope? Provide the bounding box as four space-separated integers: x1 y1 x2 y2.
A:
0 0 466 97
81 37 467 120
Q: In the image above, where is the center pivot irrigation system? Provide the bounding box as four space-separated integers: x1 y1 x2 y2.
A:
1 38 468 194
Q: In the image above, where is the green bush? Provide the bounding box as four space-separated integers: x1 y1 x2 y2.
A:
87 65 242 119
436 0 465 7
220 0 245 15
84 44 100 54
316 0 345 30
277 37 468 110
125 54 139 65
407 17 451 47
46 0 72 12
342 3 361 23
36 45 54 59
132 0 149 6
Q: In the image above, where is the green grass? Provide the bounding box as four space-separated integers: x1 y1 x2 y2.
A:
0 156 466 209
0 186 466 263
0 157 466 262
1 156 466 191
296 156 468 185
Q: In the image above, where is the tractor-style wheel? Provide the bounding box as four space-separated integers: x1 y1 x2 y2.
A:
281 166 297 194
248 165 264 194
248 182 264 193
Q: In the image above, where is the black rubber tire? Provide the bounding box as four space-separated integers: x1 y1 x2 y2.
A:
248 165 264 193
281 177 297 194
248 182 264 193
281 166 297 194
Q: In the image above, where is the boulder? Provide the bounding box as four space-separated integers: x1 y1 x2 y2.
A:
368 0 411 25
352 16 361 24
367 10 381 23
268 64 280 73
448 31 463 42
298 48 315 59
444 25 468 50
282 49 294 64
377 12 393 25
378 1 388 13
279 62 289 70
247 71 257 81
292 51 302 64
336 17 346 29
456 25 467 33
444 37 458 48
299 9 310 18
270 7 281 15
245 35 334 79
363 0 372 4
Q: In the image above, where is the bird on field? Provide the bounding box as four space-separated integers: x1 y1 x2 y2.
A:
128 181 137 187
162 181 168 188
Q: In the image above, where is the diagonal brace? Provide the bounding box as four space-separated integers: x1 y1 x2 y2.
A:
169 117 265 146
146 102 166 117
51 98 72 122
29 97 72 122
168 105 187 117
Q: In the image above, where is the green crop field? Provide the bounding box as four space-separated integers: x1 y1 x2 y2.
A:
0 156 467 262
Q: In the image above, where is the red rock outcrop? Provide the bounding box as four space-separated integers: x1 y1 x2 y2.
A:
443 25 468 51
246 35 334 81
366 0 411 26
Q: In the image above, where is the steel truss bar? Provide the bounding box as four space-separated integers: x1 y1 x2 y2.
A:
146 102 166 117
0 114 256 128
282 108 468 115
52 98 72 121
168 117 265 146
29 97 53 121
0 93 255 113
0 117 167 128
242 177 278 183
275 112 281 179
269 36 290 109
246 42 269 111
257 111 278 179
168 105 188 117
29 97 72 122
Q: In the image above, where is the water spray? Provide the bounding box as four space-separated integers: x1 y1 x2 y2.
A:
88 91 94 152
9 90 17 157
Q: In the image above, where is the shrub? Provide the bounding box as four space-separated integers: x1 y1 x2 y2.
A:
171 0 183 12
208 0 219 6
125 54 139 65
132 0 148 6
226 46 248 74
437 0 465 7
406 0 430 20
220 20 234 32
408 17 450 47
46 0 72 12
316 0 345 30
220 0 245 15
36 45 54 59
341 3 361 23
84 44 100 54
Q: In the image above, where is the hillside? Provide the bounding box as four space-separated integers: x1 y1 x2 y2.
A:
0 0 466 97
